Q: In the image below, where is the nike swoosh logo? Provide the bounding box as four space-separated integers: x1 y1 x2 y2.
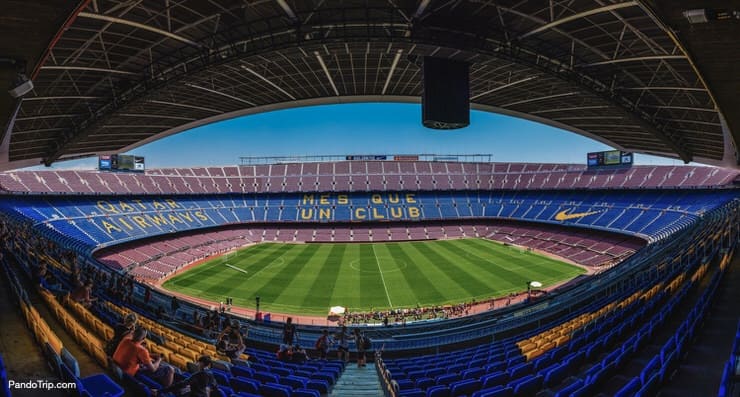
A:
554 209 602 221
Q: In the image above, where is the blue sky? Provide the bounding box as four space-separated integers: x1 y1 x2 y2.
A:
35 102 687 170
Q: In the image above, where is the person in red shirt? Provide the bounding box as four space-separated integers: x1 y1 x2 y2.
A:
112 327 174 387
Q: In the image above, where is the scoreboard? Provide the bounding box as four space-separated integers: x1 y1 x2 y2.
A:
99 154 145 172
587 150 633 168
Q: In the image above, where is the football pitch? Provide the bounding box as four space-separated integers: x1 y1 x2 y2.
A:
162 238 586 316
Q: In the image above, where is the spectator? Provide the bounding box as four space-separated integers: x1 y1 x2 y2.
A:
282 317 297 346
291 345 308 364
105 313 138 356
215 320 245 360
315 329 331 359
35 263 65 294
113 327 175 387
334 326 351 362
353 329 368 368
276 344 290 361
170 296 180 315
70 280 96 307
157 355 217 397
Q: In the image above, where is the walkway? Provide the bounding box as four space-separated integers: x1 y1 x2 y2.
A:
329 362 384 396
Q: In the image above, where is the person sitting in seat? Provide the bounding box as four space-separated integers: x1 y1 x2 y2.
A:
291 344 308 363
70 280 96 307
156 355 217 397
215 320 245 360
276 344 291 361
113 327 175 387
105 313 138 356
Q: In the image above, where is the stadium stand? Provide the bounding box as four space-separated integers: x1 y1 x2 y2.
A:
0 188 733 255
0 163 738 196
0 161 738 397
719 320 740 397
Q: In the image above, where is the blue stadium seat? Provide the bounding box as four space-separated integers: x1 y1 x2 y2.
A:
435 373 461 386
461 367 484 380
293 389 320 397
211 369 231 386
399 389 426 397
509 374 543 397
230 376 259 394
1 355 10 397
553 379 583 397
60 348 81 378
260 382 292 397
122 374 153 397
507 361 533 379
543 363 568 388
426 385 450 397
43 342 63 377
640 355 661 385
280 375 308 390
217 386 234 397
305 379 329 394
231 365 254 379
481 371 508 389
309 372 335 385
635 372 661 397
397 379 416 390
135 373 162 390
450 378 481 396
415 377 435 390
471 385 513 397
615 377 641 397
255 371 280 384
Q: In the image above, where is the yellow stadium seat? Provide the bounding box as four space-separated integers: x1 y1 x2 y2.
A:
168 354 190 370
46 329 64 355
554 335 570 347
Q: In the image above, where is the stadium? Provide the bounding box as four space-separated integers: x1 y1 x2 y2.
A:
0 2 739 397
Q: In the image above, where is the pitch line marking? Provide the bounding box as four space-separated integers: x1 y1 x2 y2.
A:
228 257 286 282
224 264 249 274
371 244 393 308
349 259 407 273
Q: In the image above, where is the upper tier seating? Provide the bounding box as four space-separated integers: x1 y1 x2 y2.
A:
0 190 735 251
1 163 737 195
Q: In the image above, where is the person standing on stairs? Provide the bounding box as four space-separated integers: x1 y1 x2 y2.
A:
354 328 370 368
335 325 351 362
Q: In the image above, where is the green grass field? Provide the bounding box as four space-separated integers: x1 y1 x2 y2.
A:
162 238 585 315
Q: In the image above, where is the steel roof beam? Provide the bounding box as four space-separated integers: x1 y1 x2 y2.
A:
77 12 203 48
15 114 77 121
470 76 537 100
184 83 256 106
40 66 138 75
276 0 297 20
23 96 102 101
518 2 638 40
501 92 579 108
582 55 686 67
314 52 339 96
382 50 403 95
241 66 296 100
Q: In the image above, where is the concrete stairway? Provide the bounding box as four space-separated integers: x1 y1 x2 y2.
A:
329 363 384 396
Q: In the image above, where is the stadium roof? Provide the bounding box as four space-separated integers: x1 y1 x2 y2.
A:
0 0 738 170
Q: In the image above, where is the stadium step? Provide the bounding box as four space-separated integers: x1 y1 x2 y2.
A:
329 363 384 396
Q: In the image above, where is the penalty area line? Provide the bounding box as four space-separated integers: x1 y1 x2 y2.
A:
225 263 248 275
